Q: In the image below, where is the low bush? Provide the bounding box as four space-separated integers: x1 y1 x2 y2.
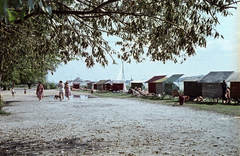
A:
0 100 10 115
49 83 57 89
0 99 3 111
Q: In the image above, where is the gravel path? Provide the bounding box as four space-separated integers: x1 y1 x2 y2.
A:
0 89 240 156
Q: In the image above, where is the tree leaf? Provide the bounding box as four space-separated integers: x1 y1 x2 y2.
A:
38 0 45 12
45 6 52 15
28 0 34 14
20 8 26 22
0 0 7 17
7 9 19 24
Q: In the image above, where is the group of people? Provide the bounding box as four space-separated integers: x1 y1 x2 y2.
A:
57 81 71 101
36 80 71 102
128 87 154 97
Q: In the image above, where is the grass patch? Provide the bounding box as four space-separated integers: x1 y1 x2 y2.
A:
0 110 10 115
0 100 10 116
77 90 240 116
185 103 240 116
94 91 133 98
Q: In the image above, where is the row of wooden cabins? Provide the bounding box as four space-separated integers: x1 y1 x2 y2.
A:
86 80 125 91
183 71 238 99
70 80 125 91
138 71 239 99
144 74 184 96
78 71 240 100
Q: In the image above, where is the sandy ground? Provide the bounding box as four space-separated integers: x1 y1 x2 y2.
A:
0 89 240 156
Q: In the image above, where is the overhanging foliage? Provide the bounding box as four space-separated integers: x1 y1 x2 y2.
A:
0 0 239 69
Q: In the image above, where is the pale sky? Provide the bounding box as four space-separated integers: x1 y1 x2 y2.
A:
48 7 240 83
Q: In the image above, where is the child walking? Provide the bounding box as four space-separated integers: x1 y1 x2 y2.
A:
11 88 15 97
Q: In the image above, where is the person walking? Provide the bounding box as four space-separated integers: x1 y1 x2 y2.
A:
225 87 231 104
222 80 227 102
64 82 71 100
58 81 64 101
36 82 44 101
11 88 15 97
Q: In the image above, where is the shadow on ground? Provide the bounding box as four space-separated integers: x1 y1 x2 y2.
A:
0 137 111 155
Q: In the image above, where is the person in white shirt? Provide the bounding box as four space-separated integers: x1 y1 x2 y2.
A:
58 81 64 101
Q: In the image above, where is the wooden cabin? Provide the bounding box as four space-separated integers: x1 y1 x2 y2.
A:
72 83 80 90
105 82 112 91
95 80 111 90
145 75 167 94
181 76 204 98
93 83 97 90
199 71 234 98
112 80 125 91
153 77 168 94
164 74 183 95
87 82 95 90
130 81 144 90
226 72 240 99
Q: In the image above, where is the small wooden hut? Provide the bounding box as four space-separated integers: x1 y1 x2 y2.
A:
199 71 234 98
95 80 111 90
153 77 168 94
87 82 95 90
72 83 81 90
226 72 240 99
181 76 204 98
130 81 144 90
164 74 184 95
104 81 112 91
112 80 125 91
145 75 167 94
93 83 97 90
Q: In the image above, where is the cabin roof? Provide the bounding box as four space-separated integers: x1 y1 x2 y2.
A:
131 80 145 83
180 75 205 82
87 81 95 84
145 75 167 83
96 79 111 84
164 74 184 84
111 80 125 84
154 77 168 83
199 71 234 83
226 72 240 82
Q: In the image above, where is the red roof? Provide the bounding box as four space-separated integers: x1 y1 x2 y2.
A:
145 75 167 83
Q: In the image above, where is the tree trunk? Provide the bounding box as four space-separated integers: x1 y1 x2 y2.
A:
0 74 2 111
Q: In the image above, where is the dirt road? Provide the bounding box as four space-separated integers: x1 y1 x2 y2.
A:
0 89 239 155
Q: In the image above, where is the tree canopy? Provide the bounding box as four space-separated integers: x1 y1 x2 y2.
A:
0 17 64 84
0 0 239 71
